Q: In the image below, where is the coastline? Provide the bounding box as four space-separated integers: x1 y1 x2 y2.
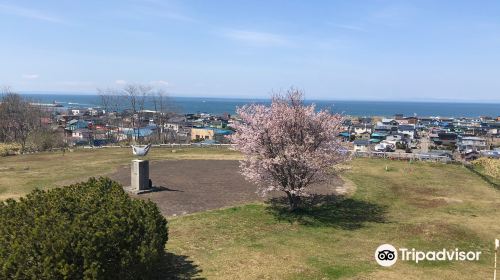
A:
17 93 500 118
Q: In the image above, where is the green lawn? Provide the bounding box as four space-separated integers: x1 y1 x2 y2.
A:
167 159 500 279
1 150 499 279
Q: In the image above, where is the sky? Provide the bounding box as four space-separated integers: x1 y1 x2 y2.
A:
1 0 500 102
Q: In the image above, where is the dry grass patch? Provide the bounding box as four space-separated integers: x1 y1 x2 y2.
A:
0 147 241 199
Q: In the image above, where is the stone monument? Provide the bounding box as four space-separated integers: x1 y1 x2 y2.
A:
131 159 150 191
127 144 153 193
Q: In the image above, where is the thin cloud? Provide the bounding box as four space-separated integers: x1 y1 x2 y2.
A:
331 24 366 32
115 80 127 85
224 29 291 47
0 3 64 23
150 80 169 86
159 11 195 22
22 74 39 79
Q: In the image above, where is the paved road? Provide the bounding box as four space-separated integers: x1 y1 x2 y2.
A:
420 135 430 153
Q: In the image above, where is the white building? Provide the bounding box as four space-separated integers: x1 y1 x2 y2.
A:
353 124 373 135
458 137 487 153
71 129 91 143
397 125 416 139
353 140 370 152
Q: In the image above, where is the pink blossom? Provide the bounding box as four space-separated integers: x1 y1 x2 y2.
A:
230 89 349 210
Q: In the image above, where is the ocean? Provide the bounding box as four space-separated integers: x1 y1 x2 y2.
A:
19 93 500 118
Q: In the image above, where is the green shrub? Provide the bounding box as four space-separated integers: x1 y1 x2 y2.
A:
0 177 168 280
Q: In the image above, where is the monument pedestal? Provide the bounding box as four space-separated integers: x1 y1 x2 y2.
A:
130 159 150 191
130 159 151 193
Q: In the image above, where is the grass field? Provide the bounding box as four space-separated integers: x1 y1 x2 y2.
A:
166 159 500 279
0 147 241 200
1 149 499 279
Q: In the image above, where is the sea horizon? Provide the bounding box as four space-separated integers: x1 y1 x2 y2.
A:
16 90 500 105
13 92 500 118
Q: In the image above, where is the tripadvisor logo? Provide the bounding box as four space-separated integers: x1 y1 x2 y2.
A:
375 244 482 267
375 244 398 267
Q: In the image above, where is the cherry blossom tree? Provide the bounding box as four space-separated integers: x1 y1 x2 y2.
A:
231 89 349 211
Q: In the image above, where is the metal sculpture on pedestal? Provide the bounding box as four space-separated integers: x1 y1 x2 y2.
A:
130 144 152 193
132 143 152 156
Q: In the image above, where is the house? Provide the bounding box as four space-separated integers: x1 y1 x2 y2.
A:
341 119 352 132
122 127 155 141
374 141 395 152
339 132 351 142
209 120 228 129
191 127 233 143
358 117 372 124
374 124 395 134
398 125 416 139
175 128 192 143
381 118 399 126
418 117 434 126
457 137 487 153
352 124 373 135
438 117 454 123
398 117 418 125
85 108 99 116
486 122 500 137
66 119 89 131
353 140 370 152
370 132 387 142
71 129 92 144
431 132 457 146
165 122 183 132
385 134 404 143
357 131 371 140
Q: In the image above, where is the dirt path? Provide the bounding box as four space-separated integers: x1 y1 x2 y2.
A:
109 160 353 216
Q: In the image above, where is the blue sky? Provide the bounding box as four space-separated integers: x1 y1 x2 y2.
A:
1 0 500 101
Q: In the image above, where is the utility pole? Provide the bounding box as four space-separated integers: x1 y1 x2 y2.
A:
495 239 499 280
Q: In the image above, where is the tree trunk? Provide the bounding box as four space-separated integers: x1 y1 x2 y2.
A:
285 192 301 211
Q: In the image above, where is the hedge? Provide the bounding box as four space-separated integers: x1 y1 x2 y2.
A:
0 177 168 279
472 158 500 179
0 143 21 156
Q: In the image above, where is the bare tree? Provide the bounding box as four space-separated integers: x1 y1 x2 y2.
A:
122 84 154 143
97 88 113 142
122 85 140 143
98 84 172 144
151 89 170 143
0 88 44 152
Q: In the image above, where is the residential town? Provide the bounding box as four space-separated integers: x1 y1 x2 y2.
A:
41 104 235 146
346 114 500 161
33 102 500 162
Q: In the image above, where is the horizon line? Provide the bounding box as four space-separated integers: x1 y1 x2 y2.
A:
15 90 500 105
